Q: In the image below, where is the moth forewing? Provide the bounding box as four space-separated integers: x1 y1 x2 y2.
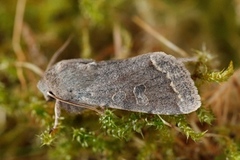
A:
37 52 201 130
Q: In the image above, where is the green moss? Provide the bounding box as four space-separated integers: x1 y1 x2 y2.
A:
197 107 215 125
194 50 234 83
1 0 240 159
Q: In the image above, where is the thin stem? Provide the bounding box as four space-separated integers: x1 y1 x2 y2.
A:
132 16 188 57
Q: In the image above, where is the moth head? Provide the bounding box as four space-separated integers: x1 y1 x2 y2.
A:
37 59 70 102
37 60 70 102
37 78 54 101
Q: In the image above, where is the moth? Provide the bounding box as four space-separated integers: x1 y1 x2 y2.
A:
37 52 201 130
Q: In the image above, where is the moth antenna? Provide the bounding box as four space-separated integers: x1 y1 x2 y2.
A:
47 92 103 115
46 34 74 70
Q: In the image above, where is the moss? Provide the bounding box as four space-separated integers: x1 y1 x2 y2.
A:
1 0 240 159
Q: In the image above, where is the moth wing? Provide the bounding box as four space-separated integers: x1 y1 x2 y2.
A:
149 52 201 113
82 52 201 115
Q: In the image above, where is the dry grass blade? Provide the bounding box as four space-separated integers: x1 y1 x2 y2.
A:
132 16 188 57
204 69 240 125
15 62 44 77
12 0 27 89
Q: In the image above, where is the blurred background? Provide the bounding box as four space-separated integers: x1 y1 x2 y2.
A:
0 0 240 159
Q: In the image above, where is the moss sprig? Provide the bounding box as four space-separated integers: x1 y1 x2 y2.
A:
175 115 206 141
194 50 234 83
204 61 234 83
197 107 215 125
39 130 56 146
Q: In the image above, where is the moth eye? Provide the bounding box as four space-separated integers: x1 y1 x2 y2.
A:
48 91 55 95
46 91 55 101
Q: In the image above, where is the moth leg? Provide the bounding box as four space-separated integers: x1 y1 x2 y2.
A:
99 106 105 111
157 115 172 127
98 106 106 114
50 100 61 133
